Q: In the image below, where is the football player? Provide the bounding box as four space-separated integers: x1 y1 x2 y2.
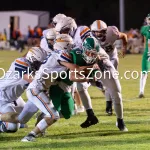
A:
40 28 57 55
139 13 150 98
91 20 127 115
55 16 98 126
0 47 46 133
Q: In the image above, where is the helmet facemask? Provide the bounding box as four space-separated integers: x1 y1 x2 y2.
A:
46 39 55 50
82 37 100 64
31 61 42 71
93 29 107 42
82 48 98 64
60 28 71 34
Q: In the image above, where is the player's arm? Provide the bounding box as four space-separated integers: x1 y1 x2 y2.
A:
118 32 128 56
59 60 92 73
59 61 93 82
23 74 33 83
15 59 34 83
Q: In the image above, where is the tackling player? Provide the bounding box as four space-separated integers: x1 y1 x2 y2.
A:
91 20 128 115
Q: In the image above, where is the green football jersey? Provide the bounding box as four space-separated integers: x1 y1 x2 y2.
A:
70 48 87 66
141 25 150 52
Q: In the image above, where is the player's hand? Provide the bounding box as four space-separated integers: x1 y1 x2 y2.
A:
93 63 100 70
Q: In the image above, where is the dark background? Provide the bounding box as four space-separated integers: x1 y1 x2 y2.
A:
1 0 150 30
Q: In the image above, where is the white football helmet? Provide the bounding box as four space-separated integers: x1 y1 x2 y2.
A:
26 47 46 70
26 47 46 63
46 28 57 40
55 17 77 36
91 20 107 31
52 13 66 25
53 34 74 50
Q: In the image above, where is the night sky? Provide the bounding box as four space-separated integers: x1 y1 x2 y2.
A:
0 0 150 30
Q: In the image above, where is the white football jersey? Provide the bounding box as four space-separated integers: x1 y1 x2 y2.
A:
0 57 31 102
28 50 72 92
73 26 91 48
99 26 120 54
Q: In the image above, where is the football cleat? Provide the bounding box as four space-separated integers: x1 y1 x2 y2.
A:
21 133 36 142
116 118 128 132
138 93 145 98
80 115 99 128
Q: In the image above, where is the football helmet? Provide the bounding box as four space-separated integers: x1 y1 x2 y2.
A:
26 47 46 71
82 37 100 64
91 20 107 41
53 34 74 50
45 28 57 49
52 14 66 26
55 17 77 36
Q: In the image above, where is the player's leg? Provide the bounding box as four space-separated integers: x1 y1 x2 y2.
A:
72 82 84 113
61 92 75 119
13 97 26 113
139 51 148 98
98 59 128 131
105 50 119 115
50 83 75 119
0 101 20 133
12 97 28 128
21 89 59 142
77 82 99 128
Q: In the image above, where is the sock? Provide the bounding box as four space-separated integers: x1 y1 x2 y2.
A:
86 109 95 118
37 119 49 132
140 73 147 94
106 101 112 111
30 131 36 137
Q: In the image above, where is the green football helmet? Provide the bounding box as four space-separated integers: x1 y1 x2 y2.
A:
82 37 100 64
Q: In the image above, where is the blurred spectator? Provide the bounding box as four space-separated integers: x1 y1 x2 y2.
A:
0 32 7 50
11 28 25 52
32 26 42 46
124 28 144 54
27 26 34 47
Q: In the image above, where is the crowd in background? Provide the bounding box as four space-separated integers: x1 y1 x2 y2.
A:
0 25 145 54
0 26 43 52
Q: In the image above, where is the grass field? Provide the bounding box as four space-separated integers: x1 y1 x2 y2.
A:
1 50 150 150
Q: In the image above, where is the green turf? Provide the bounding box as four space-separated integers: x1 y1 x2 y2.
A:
0 51 150 150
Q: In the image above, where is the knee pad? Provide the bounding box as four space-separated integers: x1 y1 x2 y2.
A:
45 108 60 122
